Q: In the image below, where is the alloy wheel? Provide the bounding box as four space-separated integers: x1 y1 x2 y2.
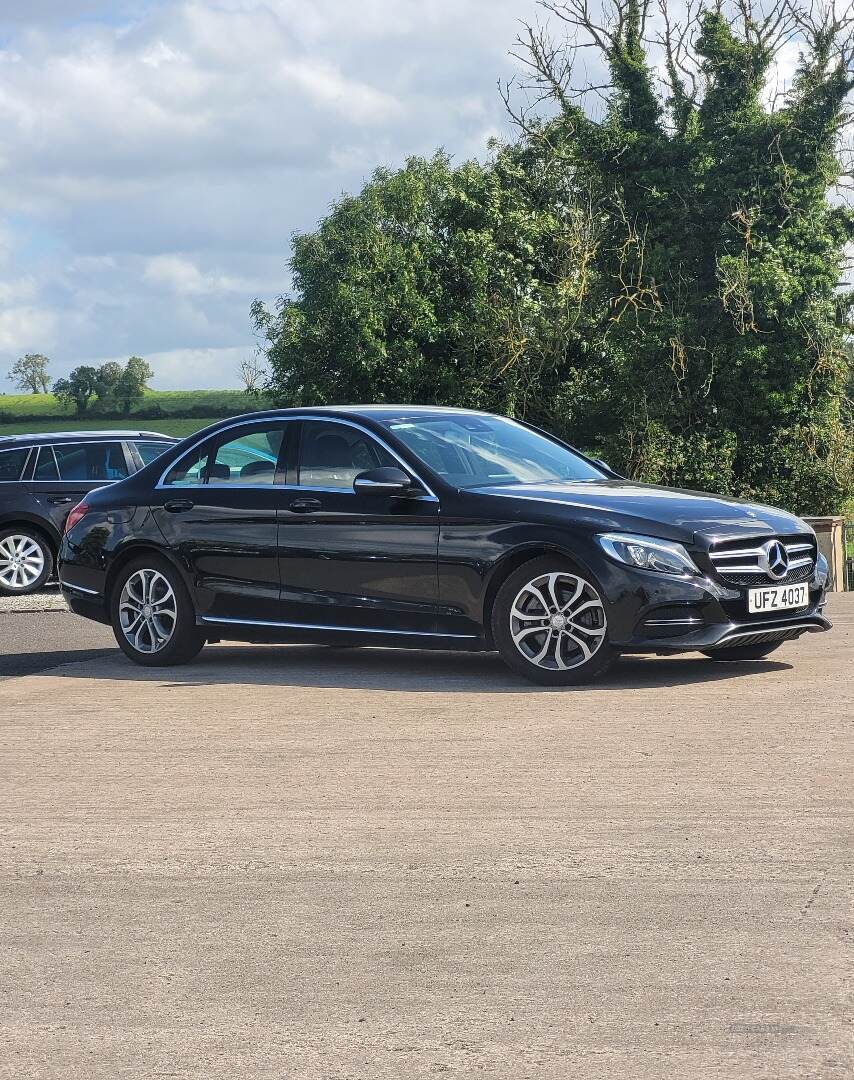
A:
0 533 46 591
509 571 607 671
118 568 178 654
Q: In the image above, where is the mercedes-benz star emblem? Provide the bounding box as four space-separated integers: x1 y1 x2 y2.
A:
760 539 789 580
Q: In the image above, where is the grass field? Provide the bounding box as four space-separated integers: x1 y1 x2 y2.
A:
0 388 253 419
0 417 221 438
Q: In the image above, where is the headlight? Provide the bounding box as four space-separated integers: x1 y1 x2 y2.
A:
596 532 700 577
814 551 829 587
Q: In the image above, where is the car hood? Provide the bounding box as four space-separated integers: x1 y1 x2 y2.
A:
470 480 810 545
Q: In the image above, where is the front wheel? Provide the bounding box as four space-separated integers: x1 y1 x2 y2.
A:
491 557 617 686
702 642 783 661
110 555 205 667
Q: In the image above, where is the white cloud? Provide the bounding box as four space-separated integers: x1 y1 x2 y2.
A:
0 306 57 353
0 0 531 383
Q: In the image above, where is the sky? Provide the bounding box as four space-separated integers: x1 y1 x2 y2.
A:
0 0 531 390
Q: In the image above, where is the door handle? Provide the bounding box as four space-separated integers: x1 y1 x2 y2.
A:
288 498 322 514
164 499 194 513
47 496 74 505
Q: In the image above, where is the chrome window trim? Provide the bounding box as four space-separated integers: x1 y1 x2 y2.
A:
156 415 438 499
199 614 476 638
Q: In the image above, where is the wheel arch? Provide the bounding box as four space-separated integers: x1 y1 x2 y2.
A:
104 539 194 606
0 514 61 555
480 542 597 648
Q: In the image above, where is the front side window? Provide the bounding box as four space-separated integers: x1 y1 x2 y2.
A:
0 447 30 481
383 414 606 489
298 421 397 490
162 425 285 487
35 442 129 482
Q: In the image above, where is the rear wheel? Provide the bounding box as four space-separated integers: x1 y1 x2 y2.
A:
491 557 617 686
110 555 205 666
702 642 784 661
0 527 53 595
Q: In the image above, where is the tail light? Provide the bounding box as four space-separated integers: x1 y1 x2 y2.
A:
64 501 90 534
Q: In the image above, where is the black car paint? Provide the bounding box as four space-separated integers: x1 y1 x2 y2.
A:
59 407 831 653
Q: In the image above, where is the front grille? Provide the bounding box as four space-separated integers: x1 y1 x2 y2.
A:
717 563 813 587
709 536 815 586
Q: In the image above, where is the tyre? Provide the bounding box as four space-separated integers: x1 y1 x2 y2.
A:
702 642 783 661
491 556 617 686
109 555 205 667
0 527 53 596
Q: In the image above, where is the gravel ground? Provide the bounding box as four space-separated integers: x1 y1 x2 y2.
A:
0 595 851 1079
0 583 67 614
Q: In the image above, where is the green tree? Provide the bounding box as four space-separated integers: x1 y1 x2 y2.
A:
255 0 854 514
92 361 124 410
8 353 51 394
115 356 153 414
52 366 99 417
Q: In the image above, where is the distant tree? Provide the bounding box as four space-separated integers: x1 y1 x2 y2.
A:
238 355 266 393
52 366 99 416
92 361 124 410
8 354 51 394
115 356 153 414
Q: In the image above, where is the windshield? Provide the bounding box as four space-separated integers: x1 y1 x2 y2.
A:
383 414 606 489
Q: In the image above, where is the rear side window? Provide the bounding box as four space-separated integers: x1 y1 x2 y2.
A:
208 427 285 485
35 442 129 482
134 441 173 466
0 447 30 481
163 425 286 487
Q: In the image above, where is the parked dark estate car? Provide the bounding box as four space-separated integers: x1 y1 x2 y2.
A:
58 407 831 685
0 430 175 595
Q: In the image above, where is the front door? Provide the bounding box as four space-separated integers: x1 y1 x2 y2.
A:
151 421 289 622
277 419 441 634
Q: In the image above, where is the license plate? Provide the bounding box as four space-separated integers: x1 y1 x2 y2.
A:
747 582 808 614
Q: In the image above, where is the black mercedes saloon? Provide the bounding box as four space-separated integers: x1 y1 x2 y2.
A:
58 406 831 685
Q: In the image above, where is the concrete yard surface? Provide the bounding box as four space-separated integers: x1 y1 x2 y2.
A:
0 596 852 1079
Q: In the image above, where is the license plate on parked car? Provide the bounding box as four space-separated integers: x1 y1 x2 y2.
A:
747 582 808 614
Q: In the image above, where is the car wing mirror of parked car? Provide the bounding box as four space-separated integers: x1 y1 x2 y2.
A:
353 467 421 496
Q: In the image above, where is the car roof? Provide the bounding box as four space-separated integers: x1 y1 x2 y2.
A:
0 430 176 445
200 405 496 426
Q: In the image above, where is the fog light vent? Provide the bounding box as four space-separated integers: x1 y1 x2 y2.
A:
639 606 704 637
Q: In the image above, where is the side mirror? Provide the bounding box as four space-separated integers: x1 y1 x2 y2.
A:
353 467 418 496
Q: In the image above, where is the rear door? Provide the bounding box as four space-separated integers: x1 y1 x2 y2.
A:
150 420 289 623
25 440 132 535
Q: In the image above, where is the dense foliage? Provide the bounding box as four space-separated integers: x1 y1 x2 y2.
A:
254 0 854 513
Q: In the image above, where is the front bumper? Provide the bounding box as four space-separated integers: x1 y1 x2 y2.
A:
597 556 831 654
620 609 831 654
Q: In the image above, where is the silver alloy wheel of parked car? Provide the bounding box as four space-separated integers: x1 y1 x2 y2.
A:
0 532 46 591
509 570 607 671
118 568 178 654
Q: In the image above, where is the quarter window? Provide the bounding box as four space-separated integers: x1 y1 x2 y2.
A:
133 441 173 466
298 421 397 490
0 447 30 481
